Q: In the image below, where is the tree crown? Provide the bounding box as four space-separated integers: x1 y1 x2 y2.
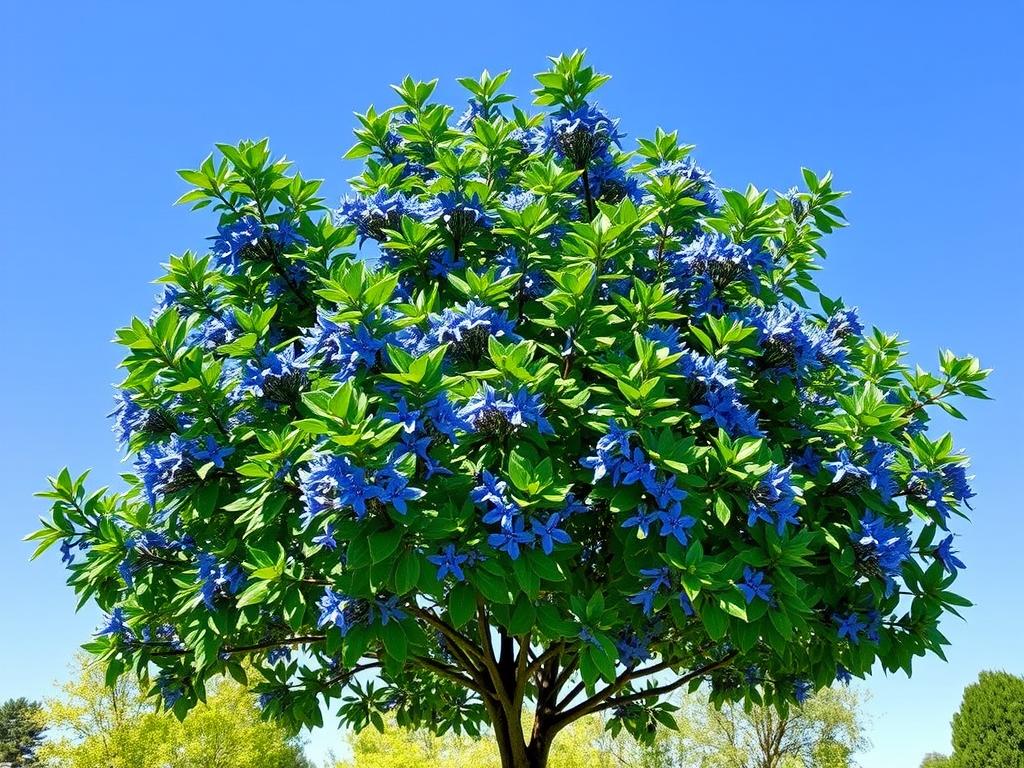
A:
31 50 987 757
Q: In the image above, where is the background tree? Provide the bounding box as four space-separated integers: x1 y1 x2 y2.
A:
948 670 1024 768
337 714 616 768
0 698 45 766
38 655 309 768
920 753 951 768
663 687 866 768
31 51 987 768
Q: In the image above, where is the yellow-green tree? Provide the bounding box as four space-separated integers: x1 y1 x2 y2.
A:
336 715 662 768
39 655 310 768
665 687 868 768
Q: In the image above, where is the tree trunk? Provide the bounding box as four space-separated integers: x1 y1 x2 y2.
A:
489 704 551 768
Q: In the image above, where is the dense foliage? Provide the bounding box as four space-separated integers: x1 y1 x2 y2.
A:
31 51 987 767
0 698 45 766
949 671 1024 767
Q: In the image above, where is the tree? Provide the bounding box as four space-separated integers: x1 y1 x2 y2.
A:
337 715 619 768
920 753 951 768
38 655 310 768
665 687 866 768
949 670 1024 767
0 698 45 766
30 50 988 768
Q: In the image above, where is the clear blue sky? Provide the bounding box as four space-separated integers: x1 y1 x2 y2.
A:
2 3 1021 765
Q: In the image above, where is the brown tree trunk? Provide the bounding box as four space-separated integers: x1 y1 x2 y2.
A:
488 700 552 768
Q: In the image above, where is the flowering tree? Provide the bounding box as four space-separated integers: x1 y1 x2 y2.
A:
30 52 988 768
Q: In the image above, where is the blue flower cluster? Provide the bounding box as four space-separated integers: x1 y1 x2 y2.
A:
316 588 362 635
543 103 624 170
651 158 720 211
459 383 554 436
301 314 385 382
747 464 802 534
851 512 911 595
645 326 762 437
299 453 424 524
196 553 244 609
335 187 436 243
470 470 573 560
743 304 853 379
824 439 896 500
240 347 308 403
134 435 233 506
111 390 178 448
667 232 771 299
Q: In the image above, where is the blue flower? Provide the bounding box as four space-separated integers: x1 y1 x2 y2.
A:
486 516 534 560
693 386 762 438
97 607 128 637
336 464 384 518
824 449 871 488
629 567 671 616
426 301 519 352
374 596 406 625
473 470 510 507
934 534 966 575
614 447 657 487
192 435 234 468
622 505 658 538
562 493 588 517
794 679 813 704
543 103 624 168
335 187 434 243
316 588 360 635
427 543 470 582
862 439 897 501
212 215 263 272
382 398 421 434
833 612 867 644
267 646 292 665
942 464 975 507
269 217 306 249
835 665 853 685
455 99 486 131
678 591 695 617
133 436 200 506
643 474 688 511
668 232 770 294
425 191 494 234
425 392 473 443
851 513 911 595
747 464 802 535
531 513 571 555
738 567 772 604
657 504 697 545
196 553 244 609
596 420 635 454
110 390 147 447
375 465 425 514
312 523 337 551
500 388 554 434
615 631 651 667
240 347 308 401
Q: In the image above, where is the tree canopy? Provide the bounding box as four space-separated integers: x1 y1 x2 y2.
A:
30 50 986 768
949 670 1024 768
0 697 45 766
38 655 310 768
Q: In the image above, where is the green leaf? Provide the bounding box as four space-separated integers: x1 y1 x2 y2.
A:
448 583 477 628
